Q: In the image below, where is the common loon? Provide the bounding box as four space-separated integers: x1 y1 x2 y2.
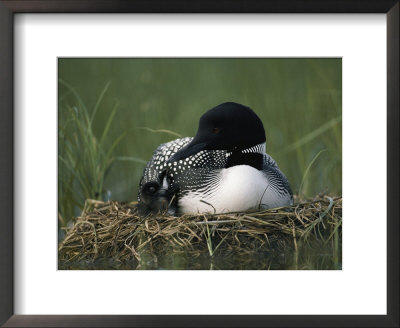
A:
138 102 293 215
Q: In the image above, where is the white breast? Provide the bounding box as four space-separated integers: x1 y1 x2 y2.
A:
178 165 291 214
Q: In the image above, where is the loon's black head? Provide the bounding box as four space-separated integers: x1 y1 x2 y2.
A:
168 102 266 163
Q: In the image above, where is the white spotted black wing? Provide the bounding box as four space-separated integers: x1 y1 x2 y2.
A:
138 137 229 203
166 149 228 197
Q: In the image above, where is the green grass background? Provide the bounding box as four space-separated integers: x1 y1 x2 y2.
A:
58 58 342 226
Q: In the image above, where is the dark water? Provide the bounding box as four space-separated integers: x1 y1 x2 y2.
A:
59 242 341 270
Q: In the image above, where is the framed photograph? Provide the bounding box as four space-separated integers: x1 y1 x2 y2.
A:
0 1 398 327
57 57 343 271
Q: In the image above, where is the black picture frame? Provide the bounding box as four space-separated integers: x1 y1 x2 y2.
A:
0 1 398 327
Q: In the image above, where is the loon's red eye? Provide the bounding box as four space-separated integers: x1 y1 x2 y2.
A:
212 127 220 134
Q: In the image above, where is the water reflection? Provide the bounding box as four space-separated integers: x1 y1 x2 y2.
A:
59 242 341 270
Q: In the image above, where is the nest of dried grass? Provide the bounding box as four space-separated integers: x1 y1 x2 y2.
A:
58 195 342 268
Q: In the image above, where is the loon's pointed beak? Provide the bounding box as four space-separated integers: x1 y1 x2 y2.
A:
167 141 207 163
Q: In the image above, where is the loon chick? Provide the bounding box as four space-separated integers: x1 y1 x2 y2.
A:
138 102 293 215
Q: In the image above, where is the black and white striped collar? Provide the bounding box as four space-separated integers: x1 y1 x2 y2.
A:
241 143 266 154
